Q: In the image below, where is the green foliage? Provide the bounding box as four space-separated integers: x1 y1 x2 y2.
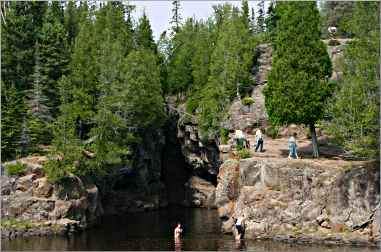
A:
256 0 265 33
324 2 380 159
265 125 280 139
238 148 251 159
136 12 157 52
6 162 27 176
241 97 255 106
263 2 332 157
220 128 230 145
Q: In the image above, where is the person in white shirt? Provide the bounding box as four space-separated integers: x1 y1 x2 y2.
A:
234 215 245 240
235 130 247 149
255 129 264 152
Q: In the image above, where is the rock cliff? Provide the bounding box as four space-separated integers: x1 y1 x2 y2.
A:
1 156 103 239
215 158 380 247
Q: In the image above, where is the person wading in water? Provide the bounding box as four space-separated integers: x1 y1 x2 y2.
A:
234 215 245 240
174 222 183 251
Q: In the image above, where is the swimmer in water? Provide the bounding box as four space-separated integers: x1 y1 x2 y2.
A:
174 222 183 239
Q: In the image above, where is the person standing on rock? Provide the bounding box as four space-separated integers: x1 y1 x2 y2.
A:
235 130 247 149
255 129 264 152
288 132 299 159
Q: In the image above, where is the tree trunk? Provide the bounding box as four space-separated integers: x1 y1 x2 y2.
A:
309 124 319 158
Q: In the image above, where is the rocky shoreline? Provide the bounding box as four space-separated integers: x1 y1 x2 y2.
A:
215 158 380 247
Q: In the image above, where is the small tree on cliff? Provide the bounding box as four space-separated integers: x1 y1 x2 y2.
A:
263 2 332 158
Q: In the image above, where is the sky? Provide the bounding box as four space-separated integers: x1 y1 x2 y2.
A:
130 1 269 40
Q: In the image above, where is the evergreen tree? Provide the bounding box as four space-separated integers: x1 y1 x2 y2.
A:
39 3 70 117
250 7 257 34
241 0 249 28
1 1 47 91
257 0 265 33
64 0 80 47
324 2 380 158
196 4 255 138
121 49 166 129
1 83 26 160
263 2 332 158
170 0 182 34
265 2 278 40
167 18 196 93
135 11 157 52
27 42 52 145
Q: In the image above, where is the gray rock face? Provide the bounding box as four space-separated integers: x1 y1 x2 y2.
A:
1 157 103 238
215 158 380 246
223 44 272 131
176 111 221 177
184 176 216 208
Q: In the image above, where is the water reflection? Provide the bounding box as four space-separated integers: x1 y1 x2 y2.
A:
174 237 183 251
2 207 379 251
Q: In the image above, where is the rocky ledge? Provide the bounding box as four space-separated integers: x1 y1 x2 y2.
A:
215 158 380 247
1 156 103 239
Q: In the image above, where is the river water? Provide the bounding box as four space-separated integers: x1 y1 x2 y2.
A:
1 207 378 251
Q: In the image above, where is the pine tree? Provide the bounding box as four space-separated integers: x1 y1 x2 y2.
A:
241 0 249 28
1 1 47 91
135 11 157 52
167 18 196 93
170 0 182 34
121 49 165 129
263 2 332 158
64 0 80 47
250 7 257 34
39 3 69 117
196 4 255 138
27 42 52 145
1 82 28 160
265 2 278 40
257 0 265 33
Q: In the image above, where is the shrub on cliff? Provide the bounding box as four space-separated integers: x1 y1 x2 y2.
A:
6 162 26 176
241 97 255 106
238 148 251 159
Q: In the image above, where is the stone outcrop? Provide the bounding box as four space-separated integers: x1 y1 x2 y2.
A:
223 44 272 131
215 158 380 247
184 176 216 208
1 156 103 239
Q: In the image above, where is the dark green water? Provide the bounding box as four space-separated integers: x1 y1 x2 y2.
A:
1 207 379 251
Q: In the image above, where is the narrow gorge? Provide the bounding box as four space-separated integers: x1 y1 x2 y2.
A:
1 42 379 249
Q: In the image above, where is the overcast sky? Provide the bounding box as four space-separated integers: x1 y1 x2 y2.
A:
130 1 269 40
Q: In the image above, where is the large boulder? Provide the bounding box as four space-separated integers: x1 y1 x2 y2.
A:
32 177 53 198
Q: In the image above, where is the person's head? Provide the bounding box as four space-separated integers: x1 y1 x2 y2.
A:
293 132 297 138
177 222 181 228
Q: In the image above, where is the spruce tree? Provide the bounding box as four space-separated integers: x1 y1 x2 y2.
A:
135 11 157 52
263 2 332 158
241 0 250 28
170 0 182 34
257 0 265 33
39 3 69 117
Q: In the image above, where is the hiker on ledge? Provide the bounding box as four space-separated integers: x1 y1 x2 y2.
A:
255 128 264 152
288 132 299 159
235 130 249 149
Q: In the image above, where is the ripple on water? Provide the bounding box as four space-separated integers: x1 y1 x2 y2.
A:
2 207 379 251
